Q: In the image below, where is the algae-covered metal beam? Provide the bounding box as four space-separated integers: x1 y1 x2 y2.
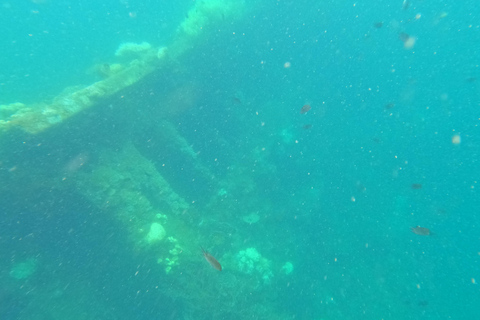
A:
0 0 253 135
0 50 161 134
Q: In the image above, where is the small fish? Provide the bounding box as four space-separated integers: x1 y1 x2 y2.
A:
201 247 222 271
356 181 367 192
399 32 410 43
384 103 395 109
411 226 431 236
418 300 429 307
399 32 416 49
303 124 312 130
373 21 384 29
411 183 422 189
300 104 311 114
231 97 242 104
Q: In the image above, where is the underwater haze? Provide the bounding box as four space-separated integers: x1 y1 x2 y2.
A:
1 0 479 319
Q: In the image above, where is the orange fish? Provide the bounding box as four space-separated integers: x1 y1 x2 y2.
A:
201 247 222 271
411 226 431 236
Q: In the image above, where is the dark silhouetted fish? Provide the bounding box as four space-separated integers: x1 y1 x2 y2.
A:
300 104 311 114
399 32 410 43
411 226 431 236
201 247 222 271
384 103 395 109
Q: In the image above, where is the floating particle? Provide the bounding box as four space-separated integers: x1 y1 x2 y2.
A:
452 135 461 145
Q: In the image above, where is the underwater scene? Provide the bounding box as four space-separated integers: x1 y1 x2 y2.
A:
0 0 479 319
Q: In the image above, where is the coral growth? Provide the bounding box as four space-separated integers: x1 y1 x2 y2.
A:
236 248 274 284
115 42 153 58
157 236 182 274
242 212 260 224
281 262 294 275
146 222 166 244
9 258 37 280
179 0 246 37
0 102 25 120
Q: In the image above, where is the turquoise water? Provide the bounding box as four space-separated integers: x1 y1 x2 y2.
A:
1 0 479 319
